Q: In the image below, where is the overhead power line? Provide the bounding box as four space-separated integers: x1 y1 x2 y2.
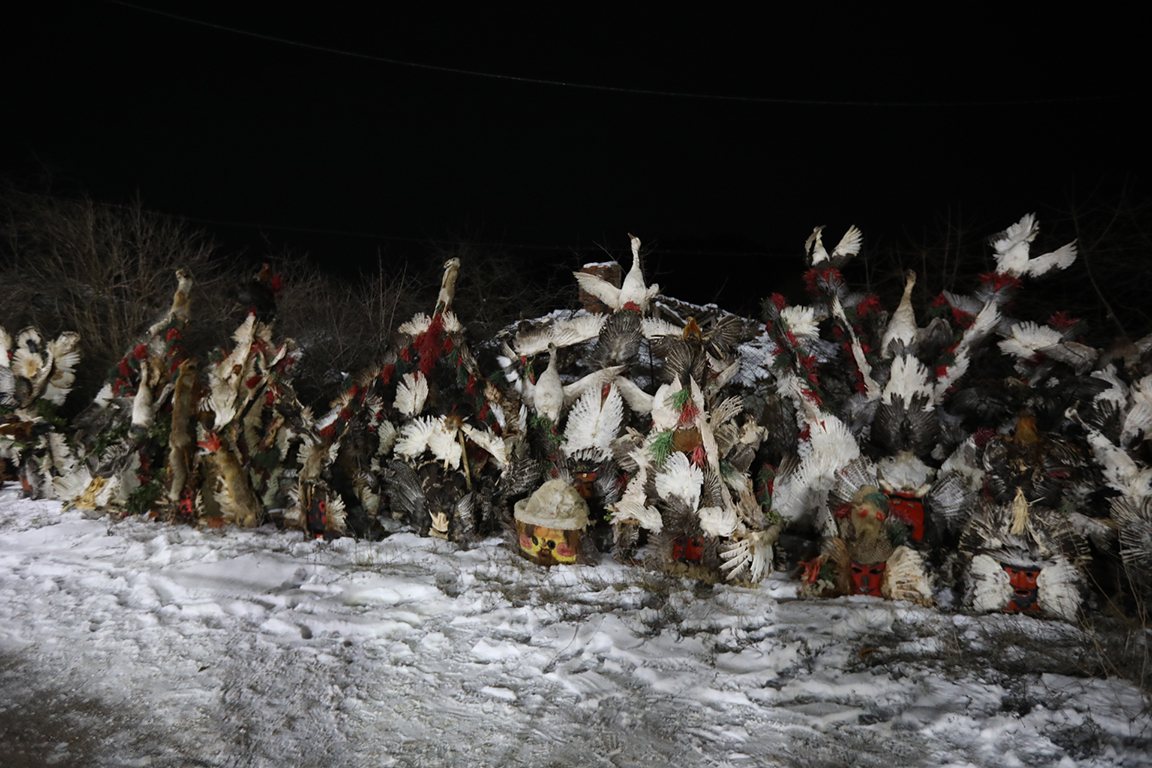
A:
105 1 1131 108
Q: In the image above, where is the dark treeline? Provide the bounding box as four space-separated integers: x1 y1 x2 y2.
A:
3 183 1151 412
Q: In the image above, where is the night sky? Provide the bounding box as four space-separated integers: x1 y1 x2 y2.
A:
3 3 1147 311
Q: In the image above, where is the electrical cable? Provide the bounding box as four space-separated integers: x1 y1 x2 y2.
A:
104 1 1132 108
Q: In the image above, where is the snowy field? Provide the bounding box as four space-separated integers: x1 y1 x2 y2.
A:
1 487 1149 768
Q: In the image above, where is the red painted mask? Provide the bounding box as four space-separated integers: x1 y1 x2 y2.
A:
850 561 886 597
1002 564 1041 613
672 535 704 564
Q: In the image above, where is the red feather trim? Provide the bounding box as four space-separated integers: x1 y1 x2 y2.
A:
855 295 881 318
979 272 1023 293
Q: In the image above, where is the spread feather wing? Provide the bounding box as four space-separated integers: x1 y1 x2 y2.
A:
514 313 605 357
0 367 14 408
229 312 257 352
1036 557 1083 621
779 305 820 339
1022 241 1077 278
1112 496 1152 584
1121 383 1152 449
883 355 934 405
563 384 624 462
655 452 702 510
611 457 663 531
452 492 478 541
703 315 747 359
656 339 701 384
322 493 347 533
385 460 426 519
52 465 94 504
427 418 463 468
394 372 429 417
497 455 543 502
698 504 737 538
1040 340 1097 374
828 457 878 508
395 416 436 460
572 271 622 309
934 301 1001 401
592 310 643 368
720 526 780 583
460 422 507 466
990 213 1038 251
10 345 44 381
0 326 11 366
881 545 933 605
805 225 827 265
42 332 81 406
873 394 938 457
999 321 1062 359
968 553 1013 612
831 224 863 262
398 312 432 338
375 419 398 456
641 317 683 339
710 395 744 428
990 213 1038 272
1082 427 1146 495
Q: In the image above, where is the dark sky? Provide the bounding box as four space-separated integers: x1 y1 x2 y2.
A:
3 3 1147 310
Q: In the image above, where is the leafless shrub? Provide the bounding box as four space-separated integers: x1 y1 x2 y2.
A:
424 237 575 342
0 188 240 409
0 191 576 414
272 253 424 408
265 236 572 408
858 208 997 302
1058 189 1152 340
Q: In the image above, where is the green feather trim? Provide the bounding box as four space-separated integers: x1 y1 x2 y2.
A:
885 519 909 547
649 430 675 468
36 400 66 427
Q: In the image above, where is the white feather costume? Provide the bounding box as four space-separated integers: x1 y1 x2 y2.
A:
989 213 1077 279
41 332 81 406
393 371 429 418
563 383 624 463
805 224 862 268
572 234 661 313
609 449 663 532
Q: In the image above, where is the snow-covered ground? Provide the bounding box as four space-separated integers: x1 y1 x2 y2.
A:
1 487 1149 768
